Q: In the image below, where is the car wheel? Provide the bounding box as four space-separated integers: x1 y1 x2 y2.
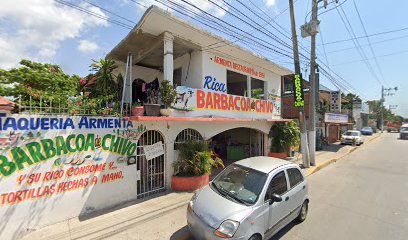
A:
297 200 308 222
248 234 262 240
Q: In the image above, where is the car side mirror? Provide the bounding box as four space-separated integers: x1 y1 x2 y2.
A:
269 193 282 204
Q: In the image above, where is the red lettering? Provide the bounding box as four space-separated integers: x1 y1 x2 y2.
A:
228 95 235 111
221 94 228 110
234 97 240 111
197 90 206 109
213 92 221 110
246 98 251 111
255 100 260 112
269 102 274 113
205 92 213 109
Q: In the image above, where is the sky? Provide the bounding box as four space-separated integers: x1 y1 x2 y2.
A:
0 0 407 117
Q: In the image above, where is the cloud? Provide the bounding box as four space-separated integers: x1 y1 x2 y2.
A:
136 0 228 17
265 0 277 7
78 40 99 53
0 0 108 69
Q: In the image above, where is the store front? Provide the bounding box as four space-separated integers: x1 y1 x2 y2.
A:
324 113 351 143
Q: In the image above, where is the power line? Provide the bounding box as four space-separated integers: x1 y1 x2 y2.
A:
319 30 330 66
326 34 408 54
336 5 384 86
55 0 133 29
333 49 408 66
159 0 295 58
322 25 408 45
82 0 136 24
352 0 388 85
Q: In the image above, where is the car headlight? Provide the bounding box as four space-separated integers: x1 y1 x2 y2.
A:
187 191 199 213
214 220 240 238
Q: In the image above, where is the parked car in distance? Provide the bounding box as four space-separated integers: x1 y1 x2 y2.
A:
360 127 373 135
400 125 408 139
341 130 364 145
187 157 309 240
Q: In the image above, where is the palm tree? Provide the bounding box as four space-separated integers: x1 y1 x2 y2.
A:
90 58 118 97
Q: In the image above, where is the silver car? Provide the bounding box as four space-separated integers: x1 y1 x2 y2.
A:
187 157 309 240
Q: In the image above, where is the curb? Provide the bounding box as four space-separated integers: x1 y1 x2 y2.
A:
304 133 381 177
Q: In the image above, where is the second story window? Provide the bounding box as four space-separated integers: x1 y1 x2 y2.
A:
173 68 182 87
251 77 264 99
227 70 247 97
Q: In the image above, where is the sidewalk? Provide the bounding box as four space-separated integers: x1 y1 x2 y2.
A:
292 133 380 176
22 134 381 240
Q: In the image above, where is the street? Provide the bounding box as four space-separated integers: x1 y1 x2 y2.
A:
101 133 408 240
270 132 408 240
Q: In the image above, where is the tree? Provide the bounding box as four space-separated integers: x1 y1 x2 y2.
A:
341 93 361 110
89 58 118 97
0 59 80 107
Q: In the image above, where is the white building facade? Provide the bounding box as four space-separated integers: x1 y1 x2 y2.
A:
0 6 292 240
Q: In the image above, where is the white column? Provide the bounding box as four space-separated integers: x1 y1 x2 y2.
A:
163 32 174 84
247 75 251 98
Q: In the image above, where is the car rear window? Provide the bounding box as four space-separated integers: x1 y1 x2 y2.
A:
287 168 304 188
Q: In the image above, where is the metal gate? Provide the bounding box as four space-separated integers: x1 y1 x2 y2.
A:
136 130 166 199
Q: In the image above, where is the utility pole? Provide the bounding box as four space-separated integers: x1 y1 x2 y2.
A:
308 0 318 166
381 86 384 132
289 0 310 168
381 86 398 132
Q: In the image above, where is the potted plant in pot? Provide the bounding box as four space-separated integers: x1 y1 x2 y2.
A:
268 121 300 159
131 100 144 117
159 80 177 117
172 140 224 191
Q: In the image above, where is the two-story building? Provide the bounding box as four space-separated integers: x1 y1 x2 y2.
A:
106 6 292 198
281 75 352 143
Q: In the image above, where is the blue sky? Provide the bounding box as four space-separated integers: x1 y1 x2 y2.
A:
0 0 407 117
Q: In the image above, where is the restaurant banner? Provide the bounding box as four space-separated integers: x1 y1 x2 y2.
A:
324 113 349 124
172 86 278 119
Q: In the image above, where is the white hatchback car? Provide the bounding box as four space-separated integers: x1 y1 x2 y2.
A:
187 157 309 240
341 130 364 145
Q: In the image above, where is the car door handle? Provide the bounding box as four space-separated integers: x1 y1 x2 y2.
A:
285 196 289 201
303 185 306 190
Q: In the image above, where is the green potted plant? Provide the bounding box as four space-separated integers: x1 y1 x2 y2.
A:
159 80 177 117
268 121 300 159
131 100 144 117
172 140 224 191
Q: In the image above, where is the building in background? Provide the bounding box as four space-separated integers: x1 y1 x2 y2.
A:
281 75 351 143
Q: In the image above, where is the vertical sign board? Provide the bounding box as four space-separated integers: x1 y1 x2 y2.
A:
293 74 305 107
330 91 341 113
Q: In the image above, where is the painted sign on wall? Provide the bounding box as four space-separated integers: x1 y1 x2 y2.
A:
172 86 277 119
0 114 140 240
213 56 265 79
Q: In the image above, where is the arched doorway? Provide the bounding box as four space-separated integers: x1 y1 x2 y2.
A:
136 130 166 199
210 127 265 166
174 128 203 149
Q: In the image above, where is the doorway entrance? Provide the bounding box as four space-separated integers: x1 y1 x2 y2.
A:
136 130 166 199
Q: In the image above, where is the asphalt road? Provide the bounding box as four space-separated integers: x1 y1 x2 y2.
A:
270 132 408 240
104 133 408 240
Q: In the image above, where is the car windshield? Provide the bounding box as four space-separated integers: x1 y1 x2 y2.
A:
362 127 372 131
344 131 359 136
211 164 267 205
401 127 408 131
